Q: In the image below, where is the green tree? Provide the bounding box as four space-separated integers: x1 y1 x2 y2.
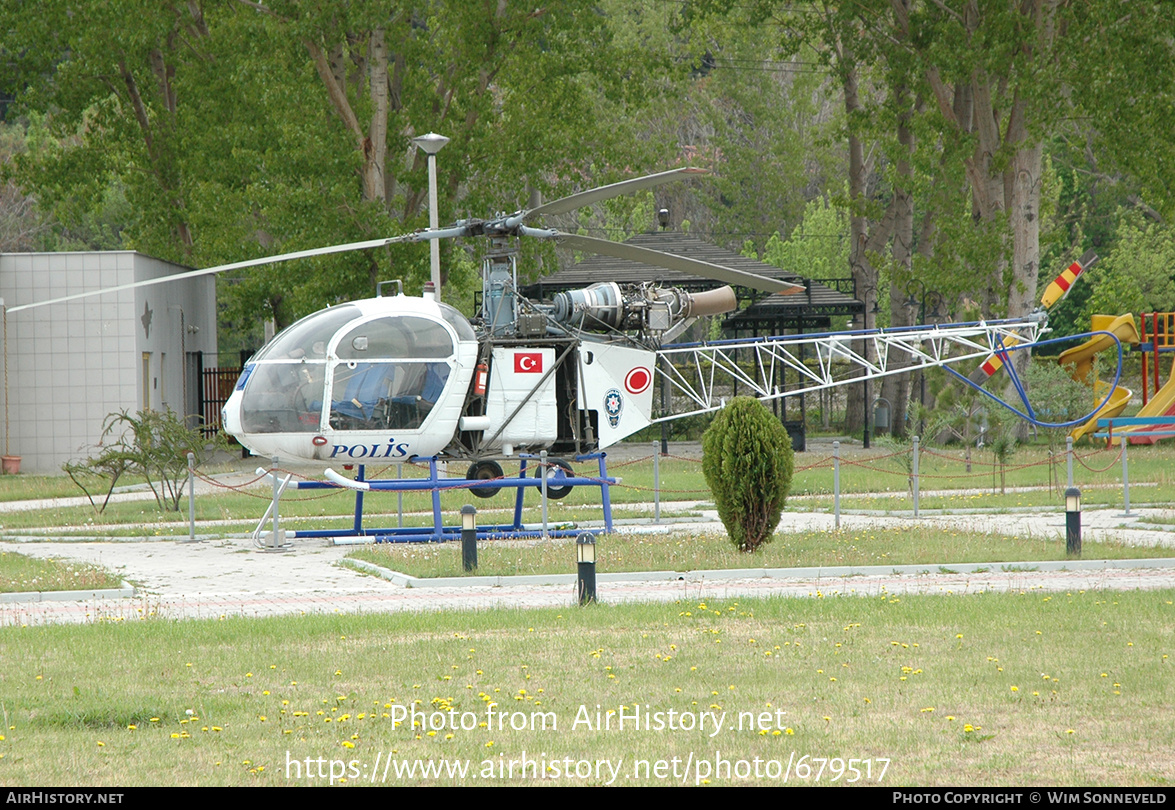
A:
1024 361 1094 493
759 196 850 279
701 397 795 552
1 1 664 332
1084 213 1175 320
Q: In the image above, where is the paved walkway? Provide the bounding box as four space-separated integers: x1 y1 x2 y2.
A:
3 491 1174 625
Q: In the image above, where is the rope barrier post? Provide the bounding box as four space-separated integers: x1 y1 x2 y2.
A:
271 456 280 542
184 452 197 543
833 440 840 530
653 440 661 524
1065 487 1082 558
540 449 549 539
1066 436 1074 489
1121 439 1131 516
912 436 920 518
396 462 403 528
429 459 443 541
353 464 365 535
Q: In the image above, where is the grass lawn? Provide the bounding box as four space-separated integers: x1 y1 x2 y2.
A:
0 591 1171 786
348 525 1175 580
0 550 124 594
1 442 1173 538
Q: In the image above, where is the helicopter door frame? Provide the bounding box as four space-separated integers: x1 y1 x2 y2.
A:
478 341 577 452
321 311 462 436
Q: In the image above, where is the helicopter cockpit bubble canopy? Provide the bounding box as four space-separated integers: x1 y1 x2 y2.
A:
222 296 479 463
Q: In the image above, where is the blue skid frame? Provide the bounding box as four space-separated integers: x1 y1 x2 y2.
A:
292 453 615 543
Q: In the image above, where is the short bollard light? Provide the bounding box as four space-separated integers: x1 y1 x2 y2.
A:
1065 486 1082 557
461 504 478 572
576 531 597 605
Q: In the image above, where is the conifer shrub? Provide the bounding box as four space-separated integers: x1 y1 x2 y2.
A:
701 396 795 552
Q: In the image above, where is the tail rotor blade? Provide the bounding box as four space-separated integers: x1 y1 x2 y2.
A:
1040 249 1098 310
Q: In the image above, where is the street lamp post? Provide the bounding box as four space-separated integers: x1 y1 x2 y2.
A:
904 280 946 436
856 284 881 448
412 132 450 300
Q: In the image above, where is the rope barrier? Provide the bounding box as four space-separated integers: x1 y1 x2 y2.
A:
179 433 1158 512
1074 444 1124 473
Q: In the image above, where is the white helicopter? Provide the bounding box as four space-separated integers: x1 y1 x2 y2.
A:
16 164 1061 506
210 168 801 496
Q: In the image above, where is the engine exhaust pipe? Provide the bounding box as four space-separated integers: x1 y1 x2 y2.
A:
682 285 737 318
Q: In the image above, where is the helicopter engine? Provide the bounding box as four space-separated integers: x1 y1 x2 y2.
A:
550 282 736 336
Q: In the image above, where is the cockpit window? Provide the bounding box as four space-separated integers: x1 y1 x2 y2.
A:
335 316 454 360
329 361 451 430
253 305 361 362
240 361 326 433
438 303 477 342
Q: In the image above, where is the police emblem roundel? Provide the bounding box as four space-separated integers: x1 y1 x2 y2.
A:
603 388 623 427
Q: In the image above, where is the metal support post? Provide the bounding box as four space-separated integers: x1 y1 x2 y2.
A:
912 436 920 518
1066 436 1074 489
185 452 197 543
540 450 549 539
263 455 289 552
396 463 403 528
1065 487 1082 557
833 440 841 530
653 441 661 524
1122 440 1131 516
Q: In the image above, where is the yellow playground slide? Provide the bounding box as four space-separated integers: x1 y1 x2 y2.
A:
1060 314 1140 442
1107 355 1175 446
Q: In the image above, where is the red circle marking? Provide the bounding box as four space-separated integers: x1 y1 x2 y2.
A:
625 367 651 395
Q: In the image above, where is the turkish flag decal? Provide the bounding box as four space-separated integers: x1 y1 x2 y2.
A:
514 352 543 373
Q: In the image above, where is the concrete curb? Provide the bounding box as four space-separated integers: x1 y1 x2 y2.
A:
0 582 136 603
343 556 1175 590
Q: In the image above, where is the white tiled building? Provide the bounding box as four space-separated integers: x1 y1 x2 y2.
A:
0 251 217 474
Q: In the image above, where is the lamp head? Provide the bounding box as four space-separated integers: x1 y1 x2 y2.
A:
412 132 450 155
576 531 596 564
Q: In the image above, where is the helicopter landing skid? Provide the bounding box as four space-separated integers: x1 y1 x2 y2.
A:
290 454 615 544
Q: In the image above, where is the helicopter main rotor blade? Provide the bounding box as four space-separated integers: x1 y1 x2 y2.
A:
7 233 428 314
515 167 709 224
536 230 805 295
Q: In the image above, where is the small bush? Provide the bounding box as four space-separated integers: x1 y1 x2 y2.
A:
701 397 795 552
64 409 222 512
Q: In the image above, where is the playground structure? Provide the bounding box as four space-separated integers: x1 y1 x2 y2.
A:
1062 311 1175 444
